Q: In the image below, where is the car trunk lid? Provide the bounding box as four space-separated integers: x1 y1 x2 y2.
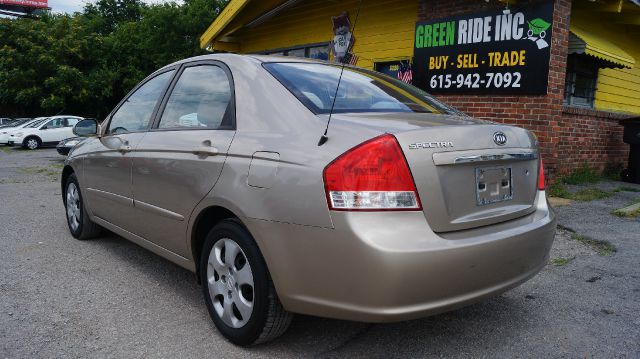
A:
331 112 540 232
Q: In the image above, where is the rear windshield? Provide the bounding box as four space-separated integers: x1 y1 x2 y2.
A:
263 62 458 115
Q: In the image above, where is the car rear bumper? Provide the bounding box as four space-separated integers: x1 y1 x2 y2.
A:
244 191 556 322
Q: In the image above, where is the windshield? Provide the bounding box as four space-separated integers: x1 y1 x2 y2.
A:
4 120 28 127
263 62 459 115
25 119 47 128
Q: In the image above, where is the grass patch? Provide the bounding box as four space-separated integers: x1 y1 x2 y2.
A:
612 207 640 218
0 146 12 154
570 188 613 201
611 198 640 218
571 233 616 256
563 164 602 185
19 166 61 182
603 162 624 181
548 183 572 198
612 186 640 193
548 184 613 201
550 256 575 266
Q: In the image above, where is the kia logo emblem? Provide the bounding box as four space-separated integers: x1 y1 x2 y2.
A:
493 132 507 146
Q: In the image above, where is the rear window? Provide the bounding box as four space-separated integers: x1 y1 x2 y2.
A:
263 62 458 115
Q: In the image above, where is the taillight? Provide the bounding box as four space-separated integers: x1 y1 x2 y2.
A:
538 158 545 191
323 134 422 211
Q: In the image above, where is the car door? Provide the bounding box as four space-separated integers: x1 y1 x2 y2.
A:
82 68 176 231
39 118 66 145
130 61 236 257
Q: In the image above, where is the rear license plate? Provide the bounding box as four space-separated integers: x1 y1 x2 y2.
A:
475 166 513 206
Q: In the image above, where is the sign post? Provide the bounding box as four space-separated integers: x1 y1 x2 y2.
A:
413 2 553 95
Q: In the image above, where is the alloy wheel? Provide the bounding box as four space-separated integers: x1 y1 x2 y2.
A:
26 138 38 150
207 238 255 328
66 182 81 232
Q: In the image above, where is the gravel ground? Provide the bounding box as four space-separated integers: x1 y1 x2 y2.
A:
1 147 639 358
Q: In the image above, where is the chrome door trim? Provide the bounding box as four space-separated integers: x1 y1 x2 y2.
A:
134 199 185 221
86 188 134 207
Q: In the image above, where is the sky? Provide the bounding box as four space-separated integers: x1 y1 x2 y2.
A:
47 0 175 14
48 0 87 13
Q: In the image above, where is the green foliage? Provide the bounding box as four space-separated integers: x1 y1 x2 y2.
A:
0 0 226 119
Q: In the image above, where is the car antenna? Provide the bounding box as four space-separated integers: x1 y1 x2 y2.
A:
318 0 364 146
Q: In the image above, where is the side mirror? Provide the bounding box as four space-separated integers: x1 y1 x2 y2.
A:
73 119 100 137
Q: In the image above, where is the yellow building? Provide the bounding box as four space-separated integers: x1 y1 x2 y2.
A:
200 0 640 176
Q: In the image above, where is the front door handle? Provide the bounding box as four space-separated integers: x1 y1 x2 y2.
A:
193 140 219 157
118 140 131 153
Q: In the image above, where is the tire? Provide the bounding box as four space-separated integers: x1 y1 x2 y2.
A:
200 219 292 346
23 136 41 150
63 173 101 240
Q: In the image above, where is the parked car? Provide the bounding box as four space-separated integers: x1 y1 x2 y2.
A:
61 54 556 346
56 137 85 156
0 118 29 130
0 117 14 126
7 115 83 149
0 118 47 145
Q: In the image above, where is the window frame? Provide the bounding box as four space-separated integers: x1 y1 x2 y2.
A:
41 118 64 130
103 66 178 136
258 42 331 60
149 59 237 132
564 54 599 109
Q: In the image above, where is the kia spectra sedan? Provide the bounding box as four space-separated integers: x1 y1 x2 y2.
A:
62 54 555 346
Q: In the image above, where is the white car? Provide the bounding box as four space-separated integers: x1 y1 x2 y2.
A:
0 117 47 145
7 116 83 150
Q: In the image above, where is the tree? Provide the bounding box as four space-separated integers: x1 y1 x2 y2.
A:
0 0 226 118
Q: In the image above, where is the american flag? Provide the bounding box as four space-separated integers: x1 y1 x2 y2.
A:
342 52 359 65
397 61 413 84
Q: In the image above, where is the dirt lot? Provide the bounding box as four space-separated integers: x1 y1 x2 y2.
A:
1 147 639 358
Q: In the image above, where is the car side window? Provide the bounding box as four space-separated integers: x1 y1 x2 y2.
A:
65 118 80 127
108 70 174 135
43 118 64 129
157 65 232 130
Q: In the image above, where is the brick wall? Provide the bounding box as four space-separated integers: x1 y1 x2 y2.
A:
418 0 630 180
558 106 629 174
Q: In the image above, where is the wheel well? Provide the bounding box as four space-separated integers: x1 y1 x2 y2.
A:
61 166 74 202
192 206 238 282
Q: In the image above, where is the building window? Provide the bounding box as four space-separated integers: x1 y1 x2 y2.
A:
264 43 330 60
564 54 599 108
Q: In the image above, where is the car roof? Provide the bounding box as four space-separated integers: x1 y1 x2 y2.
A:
46 115 83 119
159 53 326 72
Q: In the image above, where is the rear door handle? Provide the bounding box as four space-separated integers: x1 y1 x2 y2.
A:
193 140 219 157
